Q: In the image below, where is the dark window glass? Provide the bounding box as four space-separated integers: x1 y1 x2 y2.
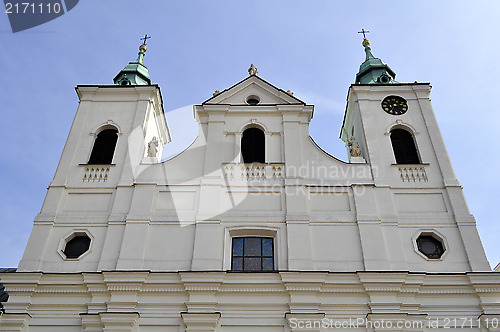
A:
64 235 91 259
88 129 118 164
390 129 420 164
232 237 244 256
262 238 273 256
232 257 243 270
416 235 445 259
247 98 259 105
244 237 261 256
241 128 265 163
231 237 274 271
262 258 273 270
244 257 261 270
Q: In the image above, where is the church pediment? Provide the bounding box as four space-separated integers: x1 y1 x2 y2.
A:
203 75 305 105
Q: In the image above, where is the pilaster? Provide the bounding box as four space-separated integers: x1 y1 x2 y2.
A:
353 185 389 270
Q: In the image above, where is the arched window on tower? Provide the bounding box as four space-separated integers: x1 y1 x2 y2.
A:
241 127 265 163
88 129 118 164
390 128 420 164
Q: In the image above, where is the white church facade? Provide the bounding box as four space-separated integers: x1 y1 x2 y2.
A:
1 38 499 331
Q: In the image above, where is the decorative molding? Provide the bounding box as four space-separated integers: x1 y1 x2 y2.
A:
90 120 122 136
0 313 32 332
2 270 500 330
476 288 500 293
141 287 185 293
364 287 402 292
384 119 419 135
34 288 88 293
320 288 366 293
238 119 268 133
184 286 221 292
80 313 102 332
107 286 142 292
286 286 322 292
98 312 140 332
82 165 111 182
419 288 475 294
181 312 221 332
396 165 428 182
223 163 284 180
219 287 284 293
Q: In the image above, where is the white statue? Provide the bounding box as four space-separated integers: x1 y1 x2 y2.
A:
248 64 258 76
348 136 361 157
147 136 159 157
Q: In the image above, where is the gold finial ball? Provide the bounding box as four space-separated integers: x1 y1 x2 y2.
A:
362 39 370 46
139 44 147 52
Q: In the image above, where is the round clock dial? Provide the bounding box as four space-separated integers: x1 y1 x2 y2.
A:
382 96 408 115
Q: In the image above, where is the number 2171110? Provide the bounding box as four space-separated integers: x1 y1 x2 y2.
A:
5 2 61 14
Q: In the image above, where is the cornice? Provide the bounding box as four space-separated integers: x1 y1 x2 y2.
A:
2 271 499 297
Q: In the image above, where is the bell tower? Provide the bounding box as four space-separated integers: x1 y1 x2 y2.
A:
340 35 490 271
18 40 170 272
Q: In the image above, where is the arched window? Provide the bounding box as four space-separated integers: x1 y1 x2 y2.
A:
390 128 420 164
241 127 265 163
88 129 118 164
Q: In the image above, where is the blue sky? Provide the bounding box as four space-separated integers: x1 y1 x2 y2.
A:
0 1 499 268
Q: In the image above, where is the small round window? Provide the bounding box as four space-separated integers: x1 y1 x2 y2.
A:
246 95 260 105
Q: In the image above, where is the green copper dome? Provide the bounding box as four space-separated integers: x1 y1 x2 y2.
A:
355 39 397 84
113 44 151 86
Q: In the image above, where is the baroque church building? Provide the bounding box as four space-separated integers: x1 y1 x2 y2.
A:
1 38 499 331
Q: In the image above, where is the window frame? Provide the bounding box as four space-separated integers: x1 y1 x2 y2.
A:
412 230 448 261
231 236 275 271
224 227 281 271
88 128 119 165
390 128 421 164
241 127 266 164
57 229 94 261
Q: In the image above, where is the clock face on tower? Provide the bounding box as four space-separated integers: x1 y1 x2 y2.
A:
381 96 408 115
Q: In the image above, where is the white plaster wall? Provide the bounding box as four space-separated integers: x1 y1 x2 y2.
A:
17 78 490 274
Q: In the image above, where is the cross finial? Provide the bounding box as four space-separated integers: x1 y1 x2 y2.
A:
140 34 151 45
358 29 369 40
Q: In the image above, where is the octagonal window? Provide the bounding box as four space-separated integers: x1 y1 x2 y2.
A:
63 235 91 259
416 235 445 259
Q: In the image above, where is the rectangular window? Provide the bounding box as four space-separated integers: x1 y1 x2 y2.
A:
231 237 274 271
